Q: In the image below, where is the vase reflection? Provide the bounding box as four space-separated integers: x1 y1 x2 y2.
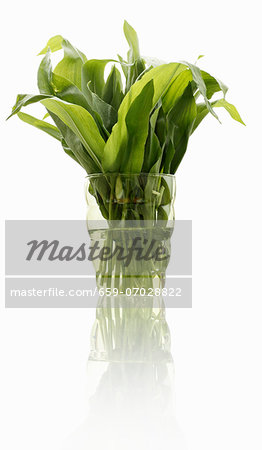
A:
61 296 186 450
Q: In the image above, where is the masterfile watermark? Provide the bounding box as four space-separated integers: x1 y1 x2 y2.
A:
5 220 192 308
26 236 170 265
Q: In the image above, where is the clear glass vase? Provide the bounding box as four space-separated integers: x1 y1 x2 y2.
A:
85 173 176 292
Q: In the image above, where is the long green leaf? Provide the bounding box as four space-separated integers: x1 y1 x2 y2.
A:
82 59 111 98
49 112 100 173
102 62 185 172
7 94 51 119
123 21 146 92
17 112 61 140
192 98 245 133
121 80 154 172
102 65 124 110
37 50 108 136
51 72 92 110
142 107 163 173
168 82 197 173
37 50 54 95
162 69 192 113
183 61 220 122
211 98 245 124
37 51 108 137
117 54 128 78
123 20 140 61
61 138 81 165
41 98 105 170
191 103 209 133
201 70 228 99
85 82 117 132
54 39 86 89
38 35 63 55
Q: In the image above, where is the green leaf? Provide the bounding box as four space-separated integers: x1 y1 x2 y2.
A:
148 133 163 173
54 39 86 89
37 50 54 95
41 98 105 170
195 55 205 62
211 98 245 125
17 112 61 140
7 94 51 119
49 112 100 173
142 107 163 173
162 69 193 113
123 21 146 92
121 80 155 172
117 54 128 78
85 82 118 132
183 61 220 122
162 140 175 174
82 58 128 100
102 65 124 110
48 72 108 138
38 35 63 55
192 98 245 133
201 70 228 99
191 103 209 133
102 62 186 172
123 20 140 61
155 107 168 147
168 82 197 173
61 138 81 165
51 72 91 110
82 59 111 98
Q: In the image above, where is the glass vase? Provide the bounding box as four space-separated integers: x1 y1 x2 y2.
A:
85 173 176 293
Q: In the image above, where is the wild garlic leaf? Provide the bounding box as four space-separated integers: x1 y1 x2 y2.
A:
41 98 105 170
49 112 100 173
82 59 111 98
191 103 209 133
102 65 124 110
61 138 81 165
142 107 163 173
201 70 228 99
37 50 54 95
117 54 128 78
123 20 140 61
54 39 87 89
162 140 175 174
211 98 245 124
192 98 245 133
51 72 92 110
123 20 146 92
162 69 193 113
85 82 118 133
121 80 154 173
17 112 62 140
167 82 197 173
38 35 64 55
146 132 163 174
7 94 52 119
155 107 168 148
183 61 220 122
102 63 185 172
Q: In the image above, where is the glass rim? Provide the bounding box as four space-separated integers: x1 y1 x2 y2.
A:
85 172 176 179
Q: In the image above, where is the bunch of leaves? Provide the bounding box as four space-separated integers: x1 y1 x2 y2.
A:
7 22 245 220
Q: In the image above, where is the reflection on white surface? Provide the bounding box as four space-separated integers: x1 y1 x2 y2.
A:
61 297 187 449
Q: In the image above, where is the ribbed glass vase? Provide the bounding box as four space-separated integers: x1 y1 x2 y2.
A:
85 173 176 293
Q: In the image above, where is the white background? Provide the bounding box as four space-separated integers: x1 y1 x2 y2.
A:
1 1 262 449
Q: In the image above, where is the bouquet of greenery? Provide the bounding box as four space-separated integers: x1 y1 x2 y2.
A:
8 21 244 222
